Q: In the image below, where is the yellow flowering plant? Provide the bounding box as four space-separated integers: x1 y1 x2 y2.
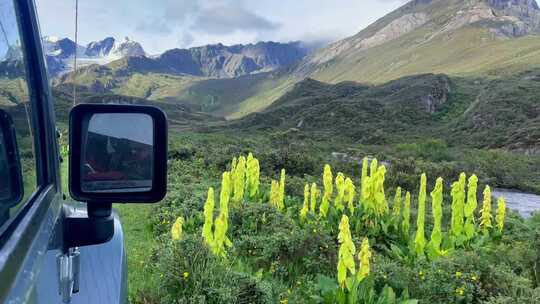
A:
230 157 237 196
202 187 215 246
402 191 411 240
428 177 443 258
360 157 369 204
414 173 427 256
171 216 184 241
344 177 356 216
357 238 371 282
213 172 233 257
232 156 246 204
320 164 333 217
392 186 402 222
337 215 356 289
269 180 282 210
373 165 388 216
464 175 478 240
300 184 310 220
496 197 506 233
279 169 286 207
479 185 493 234
246 153 260 199
203 172 233 258
310 183 318 213
450 173 466 242
334 172 346 212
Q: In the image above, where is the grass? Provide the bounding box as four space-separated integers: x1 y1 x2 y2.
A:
114 204 157 300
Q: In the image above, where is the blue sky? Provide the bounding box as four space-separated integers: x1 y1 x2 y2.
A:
34 0 407 54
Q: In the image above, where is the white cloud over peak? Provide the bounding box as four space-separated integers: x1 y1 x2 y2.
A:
35 0 407 54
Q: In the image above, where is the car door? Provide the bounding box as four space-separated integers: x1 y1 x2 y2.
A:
0 1 127 303
0 0 64 302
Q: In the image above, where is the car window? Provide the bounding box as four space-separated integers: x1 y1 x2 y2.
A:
0 0 38 228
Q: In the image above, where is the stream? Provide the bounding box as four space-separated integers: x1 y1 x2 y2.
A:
492 189 540 218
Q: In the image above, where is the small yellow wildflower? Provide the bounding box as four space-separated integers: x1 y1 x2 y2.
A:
471 275 478 281
418 271 425 280
183 272 189 280
455 286 465 296
171 217 184 241
455 271 462 279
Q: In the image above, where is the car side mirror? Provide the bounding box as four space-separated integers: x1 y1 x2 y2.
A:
69 104 168 204
0 110 24 225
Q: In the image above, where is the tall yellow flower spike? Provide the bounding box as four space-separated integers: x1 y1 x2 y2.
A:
310 183 318 213
300 184 310 220
360 157 369 203
496 197 506 233
337 215 356 289
212 213 231 257
450 173 466 238
211 172 233 257
320 164 333 217
220 172 231 216
233 156 246 203
344 178 356 215
369 158 378 180
365 158 379 211
334 173 346 212
246 153 260 199
279 169 286 209
202 187 215 246
392 187 402 220
479 185 493 233
357 238 371 282
230 157 237 196
269 180 282 210
464 175 478 240
402 191 411 238
374 165 388 216
428 178 443 255
414 173 427 256
171 216 184 241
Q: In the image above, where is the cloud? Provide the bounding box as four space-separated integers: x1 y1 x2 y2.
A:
179 32 195 47
36 0 406 54
136 19 173 35
163 0 202 23
191 6 279 35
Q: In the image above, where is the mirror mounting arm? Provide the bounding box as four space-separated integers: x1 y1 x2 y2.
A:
64 202 114 249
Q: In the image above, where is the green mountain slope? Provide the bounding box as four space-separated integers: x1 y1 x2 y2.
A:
230 70 539 154
51 0 540 122
297 0 540 83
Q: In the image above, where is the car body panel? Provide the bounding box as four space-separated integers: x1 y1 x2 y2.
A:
33 209 127 304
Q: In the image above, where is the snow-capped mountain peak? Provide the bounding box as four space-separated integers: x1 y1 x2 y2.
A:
42 35 61 43
110 37 145 58
36 36 146 76
85 37 116 57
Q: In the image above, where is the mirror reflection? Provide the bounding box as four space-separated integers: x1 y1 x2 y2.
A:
0 127 11 201
81 113 154 193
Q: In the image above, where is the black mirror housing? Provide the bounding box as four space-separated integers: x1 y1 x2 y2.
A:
0 110 24 210
69 104 168 204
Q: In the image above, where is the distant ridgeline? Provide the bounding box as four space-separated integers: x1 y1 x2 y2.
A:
1 0 539 154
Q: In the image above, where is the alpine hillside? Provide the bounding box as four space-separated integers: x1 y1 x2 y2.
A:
296 0 540 83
